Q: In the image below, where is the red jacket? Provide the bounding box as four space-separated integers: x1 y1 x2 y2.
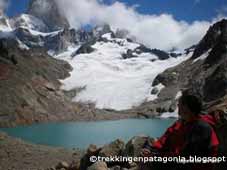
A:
152 114 219 156
147 114 220 170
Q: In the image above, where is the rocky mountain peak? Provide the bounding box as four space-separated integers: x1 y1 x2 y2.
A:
192 19 227 60
150 19 227 114
92 24 113 38
27 0 69 31
10 14 48 32
115 28 130 39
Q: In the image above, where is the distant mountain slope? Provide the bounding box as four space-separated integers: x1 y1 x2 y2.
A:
1 0 226 125
0 38 75 127
149 19 227 113
10 14 48 32
59 32 189 111
27 0 69 31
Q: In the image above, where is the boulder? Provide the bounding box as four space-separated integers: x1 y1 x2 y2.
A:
56 161 69 170
87 162 108 170
80 145 101 170
122 49 137 59
87 144 100 155
109 165 121 170
68 160 80 170
99 139 125 157
123 136 154 157
74 43 95 55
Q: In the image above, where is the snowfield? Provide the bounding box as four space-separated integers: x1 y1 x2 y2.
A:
12 14 48 32
57 34 191 111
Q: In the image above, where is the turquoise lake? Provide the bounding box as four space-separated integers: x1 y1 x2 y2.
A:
0 118 175 149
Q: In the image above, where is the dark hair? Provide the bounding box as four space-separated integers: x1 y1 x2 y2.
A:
180 94 202 115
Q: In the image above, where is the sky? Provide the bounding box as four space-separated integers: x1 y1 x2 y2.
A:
1 0 227 50
104 0 227 23
6 0 30 16
5 0 227 22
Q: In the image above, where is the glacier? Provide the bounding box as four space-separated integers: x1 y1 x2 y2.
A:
57 34 191 111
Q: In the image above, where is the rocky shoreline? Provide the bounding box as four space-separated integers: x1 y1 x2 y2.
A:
1 119 227 170
0 132 82 170
1 3 227 170
0 131 154 170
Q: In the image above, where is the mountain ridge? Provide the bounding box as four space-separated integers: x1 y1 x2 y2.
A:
0 0 226 126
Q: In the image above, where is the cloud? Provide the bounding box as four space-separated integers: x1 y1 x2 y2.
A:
55 0 219 50
0 0 9 10
216 6 227 17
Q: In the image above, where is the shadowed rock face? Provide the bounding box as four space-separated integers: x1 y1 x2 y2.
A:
27 0 69 31
0 38 142 127
0 38 76 127
11 14 49 32
13 27 78 54
150 19 227 111
192 19 227 60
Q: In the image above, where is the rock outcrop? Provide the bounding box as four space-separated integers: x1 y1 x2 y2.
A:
0 132 82 170
49 112 227 170
127 19 227 115
0 38 78 127
77 137 153 170
27 0 70 31
152 19 227 111
10 14 49 32
0 37 142 127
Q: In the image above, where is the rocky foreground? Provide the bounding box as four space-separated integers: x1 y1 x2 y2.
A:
0 108 227 170
48 109 227 170
0 131 153 170
0 132 82 170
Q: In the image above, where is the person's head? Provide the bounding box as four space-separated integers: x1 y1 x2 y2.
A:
178 94 202 121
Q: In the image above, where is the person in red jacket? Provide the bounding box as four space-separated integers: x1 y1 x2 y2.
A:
140 93 220 170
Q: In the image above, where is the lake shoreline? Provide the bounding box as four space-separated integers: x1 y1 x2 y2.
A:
0 131 83 170
0 118 175 150
0 109 177 128
0 118 160 170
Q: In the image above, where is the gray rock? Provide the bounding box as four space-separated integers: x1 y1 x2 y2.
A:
151 19 227 111
11 14 49 32
28 0 69 31
87 144 100 155
99 139 125 157
151 87 159 95
122 49 138 59
93 24 112 38
73 43 95 56
87 162 108 170
110 165 121 170
123 136 153 157
55 161 69 169
115 29 129 39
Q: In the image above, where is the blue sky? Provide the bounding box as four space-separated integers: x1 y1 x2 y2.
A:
3 0 227 50
6 0 227 23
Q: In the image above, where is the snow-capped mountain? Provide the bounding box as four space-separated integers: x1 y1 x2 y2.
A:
0 16 76 54
11 14 48 32
0 0 190 112
151 19 227 112
0 15 12 32
57 32 190 110
1 0 226 127
27 0 69 31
